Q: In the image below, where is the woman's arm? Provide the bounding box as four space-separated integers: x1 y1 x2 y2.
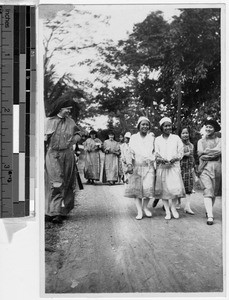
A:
183 145 191 157
176 136 184 160
198 138 221 158
197 139 204 157
169 136 184 163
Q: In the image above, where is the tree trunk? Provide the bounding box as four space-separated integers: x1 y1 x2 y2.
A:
177 80 182 134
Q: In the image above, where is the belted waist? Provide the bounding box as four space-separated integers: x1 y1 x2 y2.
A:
135 160 154 167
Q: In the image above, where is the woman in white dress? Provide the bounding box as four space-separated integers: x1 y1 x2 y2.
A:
103 132 120 185
125 117 155 220
83 130 102 184
154 117 185 220
120 132 131 183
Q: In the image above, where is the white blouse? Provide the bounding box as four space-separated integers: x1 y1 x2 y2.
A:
155 134 184 162
129 132 155 164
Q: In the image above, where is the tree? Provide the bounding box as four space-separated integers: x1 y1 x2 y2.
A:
43 7 111 123
86 11 169 132
95 86 133 132
94 9 221 132
160 9 221 129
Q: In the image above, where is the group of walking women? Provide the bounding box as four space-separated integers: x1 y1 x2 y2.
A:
83 115 221 226
44 98 221 226
124 116 221 226
83 130 131 185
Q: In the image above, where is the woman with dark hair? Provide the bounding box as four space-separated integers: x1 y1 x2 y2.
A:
103 131 120 185
154 117 185 220
124 116 155 220
83 130 102 184
197 119 221 225
45 98 81 224
177 126 195 214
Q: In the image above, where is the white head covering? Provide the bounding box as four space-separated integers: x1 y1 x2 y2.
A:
159 117 172 127
137 116 150 128
124 132 131 138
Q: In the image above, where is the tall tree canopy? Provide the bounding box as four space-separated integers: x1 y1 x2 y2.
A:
93 8 221 132
43 7 221 134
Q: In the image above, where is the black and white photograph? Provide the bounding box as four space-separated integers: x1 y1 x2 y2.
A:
40 1 225 296
0 1 228 300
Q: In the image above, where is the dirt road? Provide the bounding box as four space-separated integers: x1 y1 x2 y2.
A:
45 174 223 294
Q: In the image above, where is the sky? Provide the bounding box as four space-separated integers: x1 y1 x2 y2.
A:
77 4 180 41
40 4 182 130
40 4 180 41
40 3 223 131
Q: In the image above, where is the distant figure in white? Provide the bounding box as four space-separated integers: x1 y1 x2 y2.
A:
120 132 131 183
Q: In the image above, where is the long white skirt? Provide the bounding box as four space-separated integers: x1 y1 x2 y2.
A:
154 165 186 199
124 163 155 199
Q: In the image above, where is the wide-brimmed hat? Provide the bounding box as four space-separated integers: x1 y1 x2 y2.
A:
49 98 74 117
159 117 172 127
89 130 97 135
124 132 131 138
204 119 221 132
137 116 150 129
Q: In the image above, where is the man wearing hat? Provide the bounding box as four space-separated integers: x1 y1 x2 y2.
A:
45 97 81 224
197 118 221 225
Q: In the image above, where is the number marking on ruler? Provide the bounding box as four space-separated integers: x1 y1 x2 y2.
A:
0 5 36 218
0 6 14 217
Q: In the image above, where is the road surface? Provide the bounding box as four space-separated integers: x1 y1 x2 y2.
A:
45 170 223 295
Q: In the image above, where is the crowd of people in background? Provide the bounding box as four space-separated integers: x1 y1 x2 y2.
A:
44 99 222 226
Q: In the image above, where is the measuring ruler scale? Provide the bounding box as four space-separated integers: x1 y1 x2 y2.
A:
0 6 36 218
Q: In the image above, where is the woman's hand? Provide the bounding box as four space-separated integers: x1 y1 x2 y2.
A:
170 158 179 164
105 147 110 154
183 151 190 157
156 157 167 164
113 150 120 156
